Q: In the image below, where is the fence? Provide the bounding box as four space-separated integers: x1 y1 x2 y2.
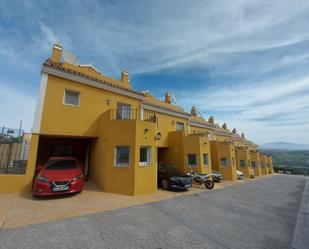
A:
110 109 157 122
0 127 30 174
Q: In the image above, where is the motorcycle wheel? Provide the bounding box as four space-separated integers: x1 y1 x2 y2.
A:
204 180 214 189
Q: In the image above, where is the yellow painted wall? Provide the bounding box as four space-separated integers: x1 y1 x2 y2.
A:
150 112 188 148
158 131 212 174
260 154 268 175
40 75 141 137
250 151 262 177
89 111 157 195
267 156 274 174
210 141 237 181
183 134 212 174
0 134 39 193
236 147 251 178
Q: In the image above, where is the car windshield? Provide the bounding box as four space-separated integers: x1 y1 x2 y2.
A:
159 163 182 174
45 160 77 170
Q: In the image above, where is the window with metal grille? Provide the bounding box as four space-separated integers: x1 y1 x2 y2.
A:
221 158 228 167
64 90 80 106
187 154 197 167
114 146 130 167
139 146 151 166
176 122 184 131
251 161 256 168
240 159 246 167
203 153 209 166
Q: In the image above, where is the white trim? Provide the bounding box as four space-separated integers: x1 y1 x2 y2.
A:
53 45 62 51
189 120 215 129
139 146 152 167
42 65 144 101
63 89 80 107
114 146 130 167
141 103 190 119
79 64 101 74
32 73 48 133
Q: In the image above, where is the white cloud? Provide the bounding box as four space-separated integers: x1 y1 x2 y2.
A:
0 0 309 144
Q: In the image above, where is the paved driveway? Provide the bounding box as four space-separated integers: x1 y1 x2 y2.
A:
0 174 306 249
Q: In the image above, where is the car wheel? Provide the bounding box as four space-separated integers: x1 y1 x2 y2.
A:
161 179 169 190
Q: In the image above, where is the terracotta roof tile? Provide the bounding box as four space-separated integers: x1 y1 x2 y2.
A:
43 59 144 96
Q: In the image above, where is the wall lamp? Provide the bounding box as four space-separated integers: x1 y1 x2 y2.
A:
155 132 161 141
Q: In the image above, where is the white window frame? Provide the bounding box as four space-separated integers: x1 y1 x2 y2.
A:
240 159 246 167
203 153 209 167
63 89 80 107
116 103 131 120
176 122 185 131
139 146 152 167
251 161 256 168
114 146 130 167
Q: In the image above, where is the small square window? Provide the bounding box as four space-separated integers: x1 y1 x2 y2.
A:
176 122 184 131
140 146 151 166
187 154 197 167
221 158 228 167
64 90 80 106
203 153 209 166
240 160 246 167
114 146 130 167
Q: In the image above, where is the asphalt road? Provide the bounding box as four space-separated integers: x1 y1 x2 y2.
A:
0 174 306 249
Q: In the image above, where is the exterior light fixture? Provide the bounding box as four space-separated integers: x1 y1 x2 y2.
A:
155 132 161 140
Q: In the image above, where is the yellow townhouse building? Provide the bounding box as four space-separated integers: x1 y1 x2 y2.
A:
267 155 274 174
0 44 272 195
260 154 269 176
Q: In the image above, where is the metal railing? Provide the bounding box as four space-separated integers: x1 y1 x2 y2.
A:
111 109 157 122
0 127 29 175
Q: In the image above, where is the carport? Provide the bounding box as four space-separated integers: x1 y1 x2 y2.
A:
36 135 97 177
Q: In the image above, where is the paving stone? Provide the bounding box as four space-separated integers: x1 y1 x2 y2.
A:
0 174 305 249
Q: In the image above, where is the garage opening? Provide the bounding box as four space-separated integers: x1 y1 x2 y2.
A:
157 147 169 164
36 136 96 178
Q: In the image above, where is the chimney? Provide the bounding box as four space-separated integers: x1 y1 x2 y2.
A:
51 42 62 63
208 116 214 124
232 128 236 134
241 133 245 138
222 123 227 130
191 106 197 116
121 70 129 87
165 92 171 104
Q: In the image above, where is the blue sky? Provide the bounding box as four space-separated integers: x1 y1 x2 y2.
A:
1 0 309 144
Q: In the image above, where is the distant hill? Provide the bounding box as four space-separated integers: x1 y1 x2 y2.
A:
259 142 309 151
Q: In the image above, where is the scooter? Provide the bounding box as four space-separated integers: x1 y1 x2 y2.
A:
188 168 214 189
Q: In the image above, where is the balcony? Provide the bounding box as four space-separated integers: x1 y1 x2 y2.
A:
110 109 157 122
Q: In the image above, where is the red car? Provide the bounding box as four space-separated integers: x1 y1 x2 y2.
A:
33 157 84 197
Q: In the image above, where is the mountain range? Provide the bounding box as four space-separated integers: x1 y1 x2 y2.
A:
259 142 309 151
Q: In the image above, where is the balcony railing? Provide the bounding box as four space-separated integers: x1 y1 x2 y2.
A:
111 109 157 122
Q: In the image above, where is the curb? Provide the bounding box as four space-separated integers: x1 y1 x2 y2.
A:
291 176 309 249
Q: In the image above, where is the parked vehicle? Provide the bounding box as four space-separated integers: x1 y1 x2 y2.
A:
212 170 223 183
250 168 255 178
237 170 244 179
188 169 214 189
33 157 84 197
158 162 192 190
